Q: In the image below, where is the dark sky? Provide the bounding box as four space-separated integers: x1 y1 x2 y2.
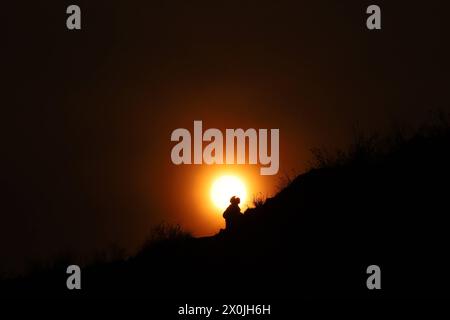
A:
2 1 449 274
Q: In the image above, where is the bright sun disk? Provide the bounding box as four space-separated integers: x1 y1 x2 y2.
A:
210 175 247 211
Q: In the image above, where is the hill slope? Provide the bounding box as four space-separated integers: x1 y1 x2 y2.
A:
2 121 450 298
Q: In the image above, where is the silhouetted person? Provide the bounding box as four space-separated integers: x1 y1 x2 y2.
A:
223 196 242 232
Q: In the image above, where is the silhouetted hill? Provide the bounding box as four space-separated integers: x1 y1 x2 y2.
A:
2 118 450 299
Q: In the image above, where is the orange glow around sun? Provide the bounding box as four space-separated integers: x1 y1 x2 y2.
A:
185 166 272 235
210 175 247 211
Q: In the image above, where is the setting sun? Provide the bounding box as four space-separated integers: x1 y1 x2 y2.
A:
210 175 247 211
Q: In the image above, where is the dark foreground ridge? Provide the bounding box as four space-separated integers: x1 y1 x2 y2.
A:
2 119 450 298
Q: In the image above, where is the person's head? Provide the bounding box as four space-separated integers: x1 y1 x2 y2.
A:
230 196 240 205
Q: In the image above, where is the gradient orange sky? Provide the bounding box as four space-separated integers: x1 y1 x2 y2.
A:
2 1 449 273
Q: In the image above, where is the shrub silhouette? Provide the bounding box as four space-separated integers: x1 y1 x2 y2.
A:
252 192 266 208
142 222 192 250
